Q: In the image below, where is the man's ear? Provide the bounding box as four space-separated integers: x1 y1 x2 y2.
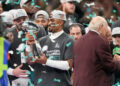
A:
98 24 103 32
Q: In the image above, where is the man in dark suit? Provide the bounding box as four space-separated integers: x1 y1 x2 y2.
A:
73 16 120 86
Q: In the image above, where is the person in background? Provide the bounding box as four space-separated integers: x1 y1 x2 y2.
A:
20 0 47 20
0 13 11 86
69 23 85 41
59 0 82 34
111 20 120 85
34 10 49 35
68 23 85 84
73 16 120 86
0 11 14 43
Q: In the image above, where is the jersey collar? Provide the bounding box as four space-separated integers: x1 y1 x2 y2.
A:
49 30 64 40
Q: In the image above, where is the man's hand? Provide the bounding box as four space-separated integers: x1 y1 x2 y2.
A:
13 64 28 78
67 59 73 69
35 53 47 64
26 57 36 65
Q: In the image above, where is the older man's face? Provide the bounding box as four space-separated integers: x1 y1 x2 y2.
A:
106 29 112 44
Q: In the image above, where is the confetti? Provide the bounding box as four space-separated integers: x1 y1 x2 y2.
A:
28 52 33 58
29 31 36 39
34 5 41 8
24 56 28 59
118 16 120 20
28 80 34 86
16 50 23 54
37 78 43 84
66 42 72 47
83 23 89 27
14 0 21 5
22 38 29 42
113 9 117 13
26 70 31 75
31 0 35 6
101 7 104 10
53 78 61 83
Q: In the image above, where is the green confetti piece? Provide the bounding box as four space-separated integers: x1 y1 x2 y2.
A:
29 31 36 39
72 17 76 22
88 12 96 18
53 78 61 83
28 52 33 58
16 44 26 54
84 3 89 7
44 0 47 2
66 42 72 47
14 0 21 4
92 12 96 17
113 9 117 13
34 5 41 8
22 38 28 42
16 50 23 54
7 0 13 4
48 56 55 60
118 16 120 20
28 79 34 86
37 78 43 84
101 7 104 10
32 58 36 61
48 56 60 60
24 56 28 59
89 14 92 17
26 70 31 75
107 19 110 23
112 21 115 25
31 0 35 5
19 31 23 35
83 23 89 27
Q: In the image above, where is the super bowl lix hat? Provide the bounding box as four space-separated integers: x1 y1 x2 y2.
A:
112 27 120 36
50 10 66 21
35 10 49 19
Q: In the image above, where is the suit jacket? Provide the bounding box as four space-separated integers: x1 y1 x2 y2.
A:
73 31 120 86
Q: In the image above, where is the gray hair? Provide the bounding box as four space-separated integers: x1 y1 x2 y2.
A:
88 16 107 31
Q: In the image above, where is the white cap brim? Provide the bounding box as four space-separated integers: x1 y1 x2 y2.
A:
112 27 120 36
